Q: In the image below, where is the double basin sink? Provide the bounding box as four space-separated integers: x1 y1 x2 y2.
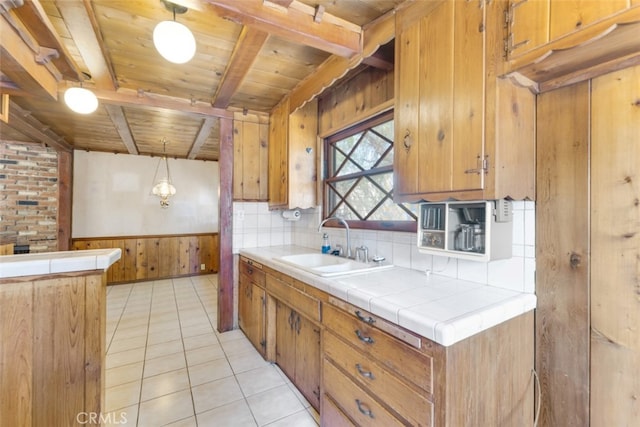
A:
274 252 393 277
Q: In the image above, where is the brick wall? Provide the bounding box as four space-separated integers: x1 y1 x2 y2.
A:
0 141 59 252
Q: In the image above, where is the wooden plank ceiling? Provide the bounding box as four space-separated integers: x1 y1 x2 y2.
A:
0 0 402 160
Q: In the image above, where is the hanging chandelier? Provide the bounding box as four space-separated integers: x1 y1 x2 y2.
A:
151 138 177 208
153 0 196 64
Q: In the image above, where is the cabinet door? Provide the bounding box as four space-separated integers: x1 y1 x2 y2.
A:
238 279 265 356
233 120 269 201
395 1 486 199
238 277 252 336
451 0 485 192
287 99 318 209
275 300 296 381
268 100 289 209
295 314 321 410
508 0 632 59
549 0 629 40
394 8 421 196
507 0 550 58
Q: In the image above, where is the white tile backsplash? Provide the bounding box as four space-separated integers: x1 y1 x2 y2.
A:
232 200 536 293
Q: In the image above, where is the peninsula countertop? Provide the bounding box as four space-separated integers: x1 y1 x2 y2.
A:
240 245 536 346
0 248 122 280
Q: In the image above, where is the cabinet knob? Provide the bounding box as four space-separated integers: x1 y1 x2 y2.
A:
570 252 582 269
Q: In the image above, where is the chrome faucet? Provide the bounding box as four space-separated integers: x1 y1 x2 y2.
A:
318 216 351 258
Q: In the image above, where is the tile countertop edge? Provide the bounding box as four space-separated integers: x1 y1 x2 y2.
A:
0 248 122 279
239 246 537 347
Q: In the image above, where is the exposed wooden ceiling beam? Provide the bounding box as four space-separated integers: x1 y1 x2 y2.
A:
78 87 235 119
7 99 72 151
201 0 362 58
187 117 216 159
9 0 82 81
212 26 269 109
0 14 60 99
287 6 395 113
104 104 139 155
54 0 117 91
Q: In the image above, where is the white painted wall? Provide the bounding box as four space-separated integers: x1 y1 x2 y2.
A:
72 151 219 237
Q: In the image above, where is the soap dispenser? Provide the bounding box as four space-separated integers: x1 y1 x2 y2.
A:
321 233 331 254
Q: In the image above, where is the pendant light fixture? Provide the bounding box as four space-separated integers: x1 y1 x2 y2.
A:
151 138 177 208
64 72 98 114
153 0 196 64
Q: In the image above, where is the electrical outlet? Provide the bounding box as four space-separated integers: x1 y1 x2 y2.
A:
200 263 206 271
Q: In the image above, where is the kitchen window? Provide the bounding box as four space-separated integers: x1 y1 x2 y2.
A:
323 111 417 231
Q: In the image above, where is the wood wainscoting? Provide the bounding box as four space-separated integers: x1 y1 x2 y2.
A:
71 233 219 284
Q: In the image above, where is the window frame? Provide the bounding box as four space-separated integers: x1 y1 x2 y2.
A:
322 110 417 232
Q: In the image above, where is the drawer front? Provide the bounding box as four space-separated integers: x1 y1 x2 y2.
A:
321 394 356 427
323 359 405 427
323 303 432 393
266 274 321 322
324 331 433 427
240 258 265 287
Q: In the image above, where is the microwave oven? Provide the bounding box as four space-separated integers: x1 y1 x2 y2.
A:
417 200 513 262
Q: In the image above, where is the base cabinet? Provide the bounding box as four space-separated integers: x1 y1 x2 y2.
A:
238 257 266 356
322 299 534 427
238 256 534 426
0 271 107 427
267 272 322 410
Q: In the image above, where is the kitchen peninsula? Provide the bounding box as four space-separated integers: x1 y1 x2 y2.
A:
239 245 536 426
0 249 121 427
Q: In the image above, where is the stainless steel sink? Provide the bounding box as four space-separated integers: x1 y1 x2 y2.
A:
274 253 393 277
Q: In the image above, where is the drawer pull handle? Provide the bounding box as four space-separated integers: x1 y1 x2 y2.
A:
355 363 375 380
355 310 375 324
355 330 374 344
355 399 375 418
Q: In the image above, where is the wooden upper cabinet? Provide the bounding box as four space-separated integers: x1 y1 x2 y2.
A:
233 114 269 201
268 99 289 208
507 0 632 58
505 0 640 93
394 0 535 203
268 98 318 210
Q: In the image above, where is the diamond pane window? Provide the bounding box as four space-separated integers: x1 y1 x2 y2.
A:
323 111 417 231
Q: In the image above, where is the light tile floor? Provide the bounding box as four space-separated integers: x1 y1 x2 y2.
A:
104 275 319 427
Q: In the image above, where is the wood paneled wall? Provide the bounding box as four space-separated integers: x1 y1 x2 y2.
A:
71 233 219 284
318 67 394 136
536 64 640 426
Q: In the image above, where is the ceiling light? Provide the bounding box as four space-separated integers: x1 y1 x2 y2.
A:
64 86 98 114
151 138 177 208
153 1 196 64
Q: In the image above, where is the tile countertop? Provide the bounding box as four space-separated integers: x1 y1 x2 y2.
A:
0 249 122 279
240 245 536 347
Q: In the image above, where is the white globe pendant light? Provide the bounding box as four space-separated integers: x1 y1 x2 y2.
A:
64 86 99 114
153 1 196 64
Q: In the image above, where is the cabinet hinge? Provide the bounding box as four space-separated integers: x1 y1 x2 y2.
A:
464 155 489 175
503 0 529 59
260 340 266 348
503 0 530 58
